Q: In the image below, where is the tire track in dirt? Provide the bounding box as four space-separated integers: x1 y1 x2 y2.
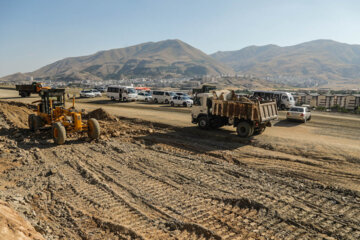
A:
128 135 360 239
66 140 360 239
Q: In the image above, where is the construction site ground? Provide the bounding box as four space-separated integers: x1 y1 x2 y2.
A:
0 88 359 240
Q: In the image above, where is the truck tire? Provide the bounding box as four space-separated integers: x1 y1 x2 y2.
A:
28 114 35 131
154 98 158 104
20 92 26 98
198 116 209 129
165 99 169 104
183 102 187 107
171 102 174 107
236 121 254 137
87 118 100 139
280 104 285 110
52 122 66 145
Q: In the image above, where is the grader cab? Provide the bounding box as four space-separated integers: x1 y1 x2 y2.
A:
28 89 100 144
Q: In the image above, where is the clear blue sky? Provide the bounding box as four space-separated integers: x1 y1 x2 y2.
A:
1 0 360 77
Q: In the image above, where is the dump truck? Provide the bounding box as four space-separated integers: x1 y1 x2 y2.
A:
191 90 278 137
16 82 49 97
28 88 100 145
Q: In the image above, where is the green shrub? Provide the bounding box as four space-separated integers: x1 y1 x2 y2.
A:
316 106 326 111
355 107 360 114
331 105 341 111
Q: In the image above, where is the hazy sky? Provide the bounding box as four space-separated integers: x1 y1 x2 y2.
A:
1 0 360 77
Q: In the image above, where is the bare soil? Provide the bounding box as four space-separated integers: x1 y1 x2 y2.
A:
0 90 360 239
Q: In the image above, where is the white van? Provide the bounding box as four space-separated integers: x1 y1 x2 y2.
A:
151 91 175 104
107 85 137 101
253 91 295 110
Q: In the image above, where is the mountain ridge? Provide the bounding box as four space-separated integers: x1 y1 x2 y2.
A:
1 39 234 82
211 39 360 88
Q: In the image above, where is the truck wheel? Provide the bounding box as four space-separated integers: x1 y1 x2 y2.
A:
52 122 66 145
28 114 35 131
236 121 254 137
111 96 115 101
183 102 187 107
171 102 174 107
154 98 158 104
308 115 311 121
280 104 285 110
88 118 100 139
20 92 26 98
165 99 169 104
198 116 209 129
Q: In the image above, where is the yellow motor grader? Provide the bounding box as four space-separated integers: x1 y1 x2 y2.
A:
28 88 100 144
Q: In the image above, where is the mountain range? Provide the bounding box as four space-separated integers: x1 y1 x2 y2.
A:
2 39 360 88
212 39 360 88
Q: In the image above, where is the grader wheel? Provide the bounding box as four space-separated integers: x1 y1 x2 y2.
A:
52 122 66 145
28 114 35 131
33 116 43 131
87 118 100 139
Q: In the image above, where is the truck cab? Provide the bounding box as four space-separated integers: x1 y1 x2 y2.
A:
191 93 213 123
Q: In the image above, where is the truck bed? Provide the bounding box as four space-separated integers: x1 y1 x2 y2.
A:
15 85 36 92
211 99 278 123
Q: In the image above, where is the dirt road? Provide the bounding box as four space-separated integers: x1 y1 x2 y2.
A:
0 89 360 239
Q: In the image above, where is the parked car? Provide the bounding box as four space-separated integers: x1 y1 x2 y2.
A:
175 92 189 97
80 90 95 98
90 89 102 97
151 91 175 104
170 96 193 107
286 107 311 123
137 92 152 102
95 86 107 93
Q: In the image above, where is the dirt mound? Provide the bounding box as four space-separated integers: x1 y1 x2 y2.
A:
0 101 36 110
0 102 34 129
0 200 45 240
86 108 116 121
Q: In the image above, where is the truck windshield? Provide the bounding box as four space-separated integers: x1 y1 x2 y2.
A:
127 88 136 94
290 108 303 112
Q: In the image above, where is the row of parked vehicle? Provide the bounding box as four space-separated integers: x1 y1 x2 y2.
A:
106 86 194 107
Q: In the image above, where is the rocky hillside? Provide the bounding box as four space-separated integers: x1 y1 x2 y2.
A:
212 40 360 88
1 40 234 82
